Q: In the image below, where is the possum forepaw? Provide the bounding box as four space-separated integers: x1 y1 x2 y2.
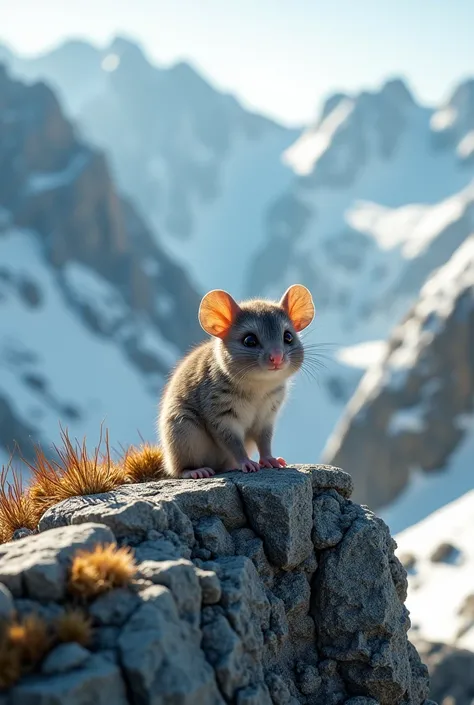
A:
240 459 261 473
259 456 287 469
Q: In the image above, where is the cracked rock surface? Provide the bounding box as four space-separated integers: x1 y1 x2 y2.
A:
0 465 431 704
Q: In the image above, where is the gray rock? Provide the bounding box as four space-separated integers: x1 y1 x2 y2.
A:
89 588 139 626
194 516 234 556
42 479 246 533
134 536 180 564
138 558 201 625
296 664 321 695
69 500 161 540
273 572 314 641
195 567 221 604
312 508 430 704
40 493 195 548
312 493 344 549
93 626 120 651
10 654 128 705
41 643 91 675
267 592 289 647
138 583 174 609
0 582 14 619
139 477 247 530
231 469 313 569
0 523 115 599
345 699 380 705
297 550 318 575
236 683 273 705
201 607 246 699
232 528 274 585
297 464 354 498
119 601 224 704
14 598 64 622
192 547 212 561
217 556 271 652
265 672 293 705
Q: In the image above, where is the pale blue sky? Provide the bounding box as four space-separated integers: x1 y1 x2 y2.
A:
0 0 473 125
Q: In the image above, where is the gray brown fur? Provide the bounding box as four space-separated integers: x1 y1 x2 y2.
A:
158 299 305 477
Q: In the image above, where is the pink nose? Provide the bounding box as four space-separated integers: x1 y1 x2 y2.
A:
269 351 284 367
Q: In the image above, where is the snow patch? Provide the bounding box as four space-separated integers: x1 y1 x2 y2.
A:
430 106 457 132
336 340 387 369
395 487 474 650
283 99 354 176
458 131 474 160
388 406 426 435
63 262 129 330
27 153 89 194
347 185 473 259
135 322 179 368
101 54 120 72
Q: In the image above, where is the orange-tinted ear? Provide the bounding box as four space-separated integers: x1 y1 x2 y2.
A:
199 289 241 338
279 284 315 332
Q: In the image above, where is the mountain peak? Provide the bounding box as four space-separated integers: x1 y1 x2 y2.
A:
380 77 415 106
107 36 147 62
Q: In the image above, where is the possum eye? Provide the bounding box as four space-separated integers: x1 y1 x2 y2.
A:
283 331 294 344
242 333 259 348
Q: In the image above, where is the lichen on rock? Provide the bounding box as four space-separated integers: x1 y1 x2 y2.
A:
0 464 431 704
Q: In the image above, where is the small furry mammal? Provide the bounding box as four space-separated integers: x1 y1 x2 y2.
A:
158 285 315 479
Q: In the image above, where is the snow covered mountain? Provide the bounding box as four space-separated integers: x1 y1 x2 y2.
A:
324 234 474 533
2 37 297 299
0 65 203 466
395 491 474 705
3 39 474 484
244 78 474 465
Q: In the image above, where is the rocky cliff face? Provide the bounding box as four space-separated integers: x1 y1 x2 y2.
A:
0 66 204 460
0 466 432 704
323 236 474 531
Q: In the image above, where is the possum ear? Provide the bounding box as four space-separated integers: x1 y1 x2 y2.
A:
279 284 315 332
199 290 241 338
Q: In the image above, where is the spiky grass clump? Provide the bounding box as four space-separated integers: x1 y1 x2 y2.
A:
123 443 164 483
0 466 41 544
7 614 50 668
68 543 137 599
55 609 92 647
0 624 21 690
0 613 51 688
27 427 124 517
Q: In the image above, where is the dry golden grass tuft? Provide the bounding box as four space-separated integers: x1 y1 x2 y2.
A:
68 543 137 599
55 609 92 647
7 613 51 669
26 426 124 518
0 639 21 690
0 465 41 544
122 443 164 483
0 612 52 689
0 608 96 689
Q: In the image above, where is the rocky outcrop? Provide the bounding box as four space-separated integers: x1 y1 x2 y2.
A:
0 465 431 704
0 64 202 353
0 65 205 459
323 236 474 513
415 642 474 705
